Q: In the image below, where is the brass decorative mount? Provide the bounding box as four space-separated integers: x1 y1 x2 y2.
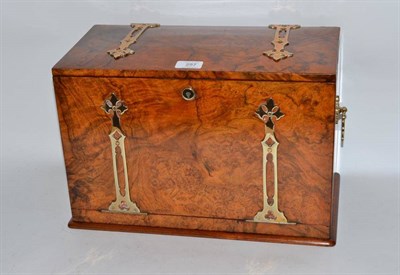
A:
250 98 293 224
101 93 146 215
107 23 160 59
264 24 300 61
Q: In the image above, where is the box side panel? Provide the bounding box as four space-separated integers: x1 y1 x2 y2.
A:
54 76 335 239
53 76 82 214
334 34 344 173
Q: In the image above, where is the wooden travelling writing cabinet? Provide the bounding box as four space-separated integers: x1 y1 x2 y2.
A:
52 24 347 246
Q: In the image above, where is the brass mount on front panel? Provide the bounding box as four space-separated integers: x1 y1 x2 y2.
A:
101 93 146 215
249 98 294 225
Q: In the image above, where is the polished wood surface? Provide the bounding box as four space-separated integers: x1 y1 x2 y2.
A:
52 25 340 82
68 172 339 247
68 219 336 246
54 76 336 241
53 24 341 245
329 172 340 244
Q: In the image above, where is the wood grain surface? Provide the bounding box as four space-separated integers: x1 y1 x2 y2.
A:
67 219 336 246
52 25 340 82
69 169 339 246
54 76 336 241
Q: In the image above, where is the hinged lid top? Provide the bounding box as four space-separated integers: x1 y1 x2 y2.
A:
52 25 340 82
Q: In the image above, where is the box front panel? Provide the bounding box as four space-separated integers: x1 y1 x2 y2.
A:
54 76 335 239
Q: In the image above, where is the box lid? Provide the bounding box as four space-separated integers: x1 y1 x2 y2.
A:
52 24 340 82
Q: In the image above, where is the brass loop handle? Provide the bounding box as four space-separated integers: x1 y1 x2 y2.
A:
335 96 348 147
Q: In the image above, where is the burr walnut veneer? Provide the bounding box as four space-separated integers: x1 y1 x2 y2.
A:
52 24 343 246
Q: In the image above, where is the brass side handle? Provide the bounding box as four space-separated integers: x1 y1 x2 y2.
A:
335 96 348 147
108 23 160 59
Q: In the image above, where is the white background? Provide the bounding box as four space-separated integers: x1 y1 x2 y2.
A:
1 0 399 274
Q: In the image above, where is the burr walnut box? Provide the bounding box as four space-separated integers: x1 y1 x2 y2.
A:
52 24 347 246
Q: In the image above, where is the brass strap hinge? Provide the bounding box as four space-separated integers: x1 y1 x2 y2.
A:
108 23 160 59
264 24 300 61
335 96 348 147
